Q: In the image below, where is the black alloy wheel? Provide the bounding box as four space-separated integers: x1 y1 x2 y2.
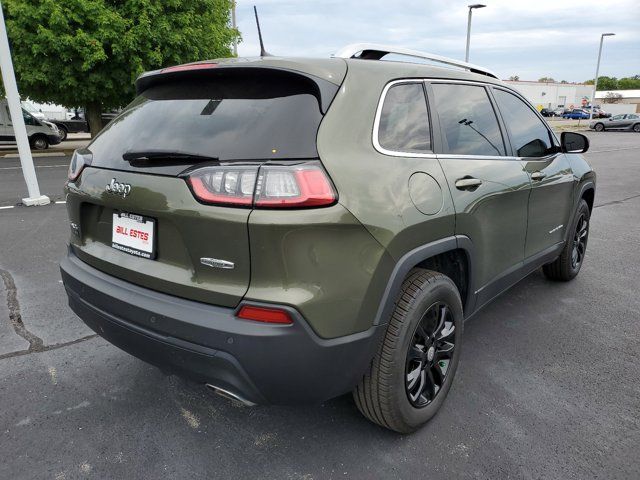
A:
405 302 455 408
571 214 588 270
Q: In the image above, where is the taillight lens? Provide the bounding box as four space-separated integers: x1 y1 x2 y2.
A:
188 165 257 206
186 161 336 208
68 150 92 181
236 305 293 324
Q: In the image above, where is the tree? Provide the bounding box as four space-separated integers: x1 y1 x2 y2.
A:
508 75 520 81
584 76 618 90
3 0 240 136
603 92 623 104
538 77 555 83
618 77 640 90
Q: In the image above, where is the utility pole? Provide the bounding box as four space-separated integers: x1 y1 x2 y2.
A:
589 33 615 121
0 1 49 206
465 4 486 63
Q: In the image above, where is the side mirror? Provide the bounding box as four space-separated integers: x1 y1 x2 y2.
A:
561 132 589 154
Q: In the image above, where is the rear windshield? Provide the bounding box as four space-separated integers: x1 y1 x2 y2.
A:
88 69 335 175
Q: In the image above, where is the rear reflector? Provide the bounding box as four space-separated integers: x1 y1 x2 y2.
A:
186 161 336 209
236 305 293 324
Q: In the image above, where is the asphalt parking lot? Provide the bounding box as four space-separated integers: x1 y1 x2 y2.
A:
1 132 639 479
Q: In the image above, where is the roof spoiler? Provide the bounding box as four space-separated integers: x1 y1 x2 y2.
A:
134 64 339 114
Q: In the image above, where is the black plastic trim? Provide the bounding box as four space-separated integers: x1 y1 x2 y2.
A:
373 235 476 325
469 241 564 319
60 249 383 405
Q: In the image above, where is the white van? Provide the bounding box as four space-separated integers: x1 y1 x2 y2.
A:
0 99 61 150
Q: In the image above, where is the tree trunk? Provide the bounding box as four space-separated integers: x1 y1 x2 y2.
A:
85 102 103 137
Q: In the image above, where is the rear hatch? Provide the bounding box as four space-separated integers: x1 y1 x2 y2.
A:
66 60 345 307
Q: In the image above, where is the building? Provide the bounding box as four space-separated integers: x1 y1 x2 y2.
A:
503 80 593 110
595 90 640 113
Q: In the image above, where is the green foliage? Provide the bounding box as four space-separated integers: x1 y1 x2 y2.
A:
594 76 618 90
618 77 640 90
3 0 240 109
586 75 640 90
538 77 555 83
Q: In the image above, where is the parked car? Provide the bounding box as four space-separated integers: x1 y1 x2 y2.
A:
540 108 554 117
590 113 640 132
0 99 61 149
60 45 595 433
22 101 47 121
52 111 120 141
562 109 590 119
591 108 612 119
553 108 569 117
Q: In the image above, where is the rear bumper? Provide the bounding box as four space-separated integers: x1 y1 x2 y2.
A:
60 249 382 405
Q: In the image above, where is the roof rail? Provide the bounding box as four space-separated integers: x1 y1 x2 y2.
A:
333 43 498 79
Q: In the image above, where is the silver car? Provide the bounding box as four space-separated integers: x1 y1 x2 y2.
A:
590 113 640 132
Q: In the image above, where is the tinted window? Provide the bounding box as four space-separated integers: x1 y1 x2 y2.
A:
4 106 39 126
378 83 431 152
431 83 505 156
88 71 336 175
629 114 638 119
22 110 39 126
494 89 554 157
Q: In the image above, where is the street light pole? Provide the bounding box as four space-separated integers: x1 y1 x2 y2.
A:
0 0 49 206
589 33 615 121
465 4 486 63
231 1 238 56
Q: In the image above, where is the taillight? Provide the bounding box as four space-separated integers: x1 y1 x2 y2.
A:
186 161 336 208
188 165 257 206
68 150 92 181
236 305 293 324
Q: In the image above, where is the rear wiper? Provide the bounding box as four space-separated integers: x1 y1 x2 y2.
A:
123 150 218 163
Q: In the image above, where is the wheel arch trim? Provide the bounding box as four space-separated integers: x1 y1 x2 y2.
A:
373 236 476 326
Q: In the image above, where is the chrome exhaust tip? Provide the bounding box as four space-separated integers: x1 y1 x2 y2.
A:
205 383 257 407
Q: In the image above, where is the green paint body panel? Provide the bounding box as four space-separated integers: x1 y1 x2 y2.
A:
66 167 252 307
63 56 595 343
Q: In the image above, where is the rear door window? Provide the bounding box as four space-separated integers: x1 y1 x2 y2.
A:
377 83 431 153
493 89 555 157
430 83 506 156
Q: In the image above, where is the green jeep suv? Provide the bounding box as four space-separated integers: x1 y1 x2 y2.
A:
60 44 595 433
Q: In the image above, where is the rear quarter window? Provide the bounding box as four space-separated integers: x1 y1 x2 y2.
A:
377 82 431 153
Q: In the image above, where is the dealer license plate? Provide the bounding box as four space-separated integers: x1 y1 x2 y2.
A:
111 212 156 259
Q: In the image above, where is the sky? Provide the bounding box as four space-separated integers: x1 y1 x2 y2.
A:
235 0 640 82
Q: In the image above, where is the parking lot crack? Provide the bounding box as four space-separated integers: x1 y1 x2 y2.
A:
0 268 45 352
594 193 640 209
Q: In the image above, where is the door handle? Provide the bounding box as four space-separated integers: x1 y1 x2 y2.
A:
531 171 546 181
455 177 483 190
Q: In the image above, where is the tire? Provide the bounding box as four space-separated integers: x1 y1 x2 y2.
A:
353 269 464 433
543 199 590 281
594 123 605 132
58 125 68 141
30 135 49 150
633 123 640 133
